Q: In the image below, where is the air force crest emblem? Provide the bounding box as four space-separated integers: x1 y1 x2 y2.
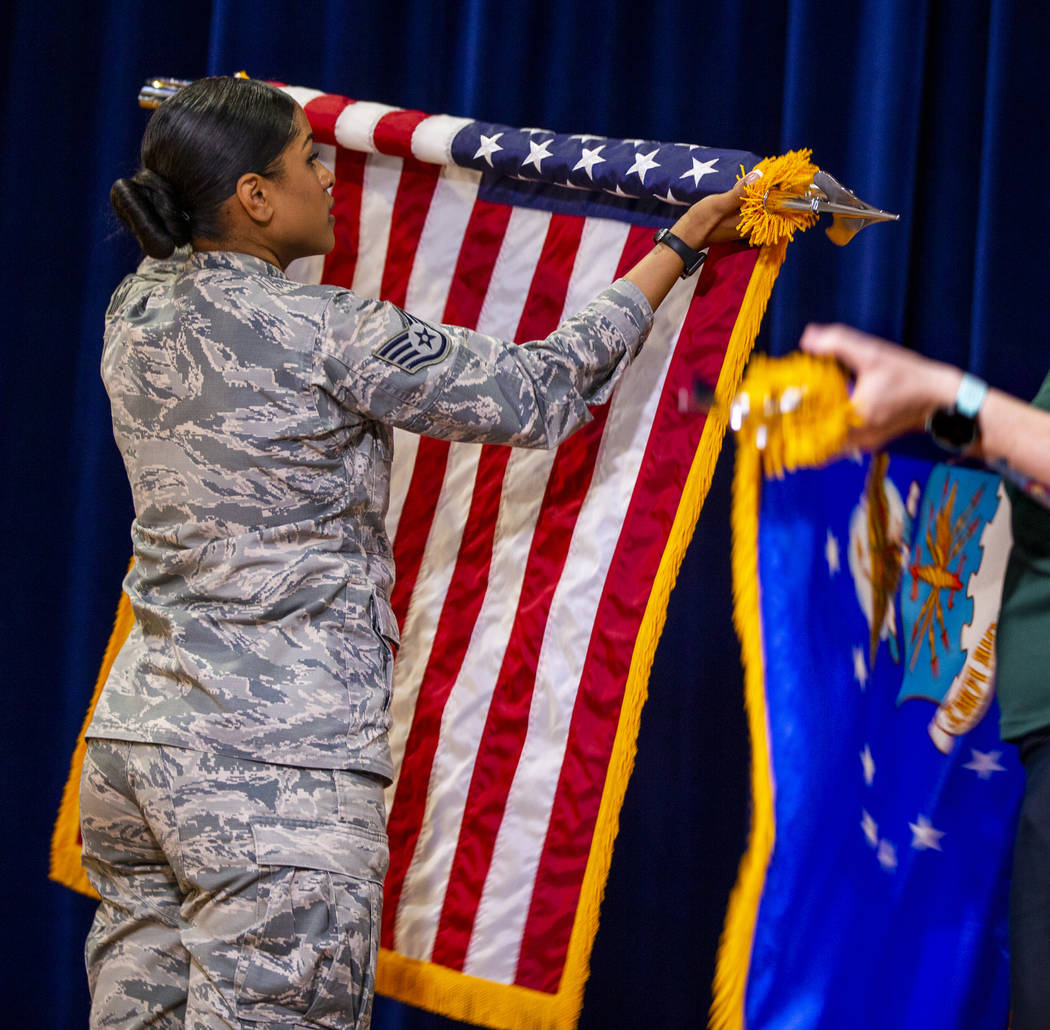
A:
374 309 451 373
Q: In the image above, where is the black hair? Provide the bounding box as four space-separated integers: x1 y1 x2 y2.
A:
110 77 298 258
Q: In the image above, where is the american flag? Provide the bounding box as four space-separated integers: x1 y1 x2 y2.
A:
279 86 766 1029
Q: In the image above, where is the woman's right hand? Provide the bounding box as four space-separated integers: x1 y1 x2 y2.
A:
676 170 760 247
624 172 759 311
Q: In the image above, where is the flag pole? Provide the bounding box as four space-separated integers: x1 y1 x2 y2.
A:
138 77 190 108
139 72 251 108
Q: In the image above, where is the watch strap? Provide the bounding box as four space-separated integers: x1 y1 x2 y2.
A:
954 373 988 419
926 372 988 452
653 228 706 279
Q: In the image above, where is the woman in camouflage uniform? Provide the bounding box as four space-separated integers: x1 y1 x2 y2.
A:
81 76 751 1029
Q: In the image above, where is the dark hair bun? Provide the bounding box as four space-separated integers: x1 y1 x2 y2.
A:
110 77 297 257
110 170 190 259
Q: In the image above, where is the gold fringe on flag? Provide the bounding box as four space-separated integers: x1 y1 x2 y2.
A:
49 574 135 899
710 353 856 1030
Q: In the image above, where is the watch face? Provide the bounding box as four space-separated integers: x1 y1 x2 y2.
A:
928 407 978 450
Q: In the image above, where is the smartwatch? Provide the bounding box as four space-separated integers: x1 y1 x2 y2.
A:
653 228 706 279
926 373 988 452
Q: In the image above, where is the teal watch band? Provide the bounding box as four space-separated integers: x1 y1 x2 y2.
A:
955 373 989 419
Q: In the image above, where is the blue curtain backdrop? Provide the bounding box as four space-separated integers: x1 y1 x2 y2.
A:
2 1 1047 1025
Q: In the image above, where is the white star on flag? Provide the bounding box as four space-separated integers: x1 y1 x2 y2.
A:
473 132 504 166
909 815 946 851
877 839 897 871
626 149 661 185
825 529 840 574
521 138 554 173
860 744 875 785
572 145 606 178
861 809 879 847
680 156 719 186
853 645 868 689
964 749 1007 779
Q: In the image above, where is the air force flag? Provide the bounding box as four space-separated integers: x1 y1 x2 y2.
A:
717 450 1024 1030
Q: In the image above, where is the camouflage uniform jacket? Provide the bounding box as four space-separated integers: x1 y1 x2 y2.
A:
86 249 654 778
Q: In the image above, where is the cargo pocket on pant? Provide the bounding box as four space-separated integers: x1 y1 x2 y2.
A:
235 816 389 1027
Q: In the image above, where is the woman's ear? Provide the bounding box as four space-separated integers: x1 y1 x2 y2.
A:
234 172 275 226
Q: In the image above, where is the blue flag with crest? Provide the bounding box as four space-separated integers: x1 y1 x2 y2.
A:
718 448 1023 1030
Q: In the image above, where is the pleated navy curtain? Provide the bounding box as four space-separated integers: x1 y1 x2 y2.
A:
2 2 1047 1026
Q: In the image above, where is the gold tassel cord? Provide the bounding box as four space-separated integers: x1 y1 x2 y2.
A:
731 351 858 480
737 149 820 248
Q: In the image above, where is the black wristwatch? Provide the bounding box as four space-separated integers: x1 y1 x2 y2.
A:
926 373 988 452
653 227 706 279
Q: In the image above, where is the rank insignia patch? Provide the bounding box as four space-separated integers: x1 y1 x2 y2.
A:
374 310 452 373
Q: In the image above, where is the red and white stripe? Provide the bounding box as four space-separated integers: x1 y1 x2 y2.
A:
289 90 758 996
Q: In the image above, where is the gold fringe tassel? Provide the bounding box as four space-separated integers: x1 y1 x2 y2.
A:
710 353 854 1030
732 351 856 480
737 149 820 248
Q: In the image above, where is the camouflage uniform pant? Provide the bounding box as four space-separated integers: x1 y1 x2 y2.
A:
79 739 389 1029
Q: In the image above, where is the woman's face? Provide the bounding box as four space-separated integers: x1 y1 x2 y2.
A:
265 105 336 267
